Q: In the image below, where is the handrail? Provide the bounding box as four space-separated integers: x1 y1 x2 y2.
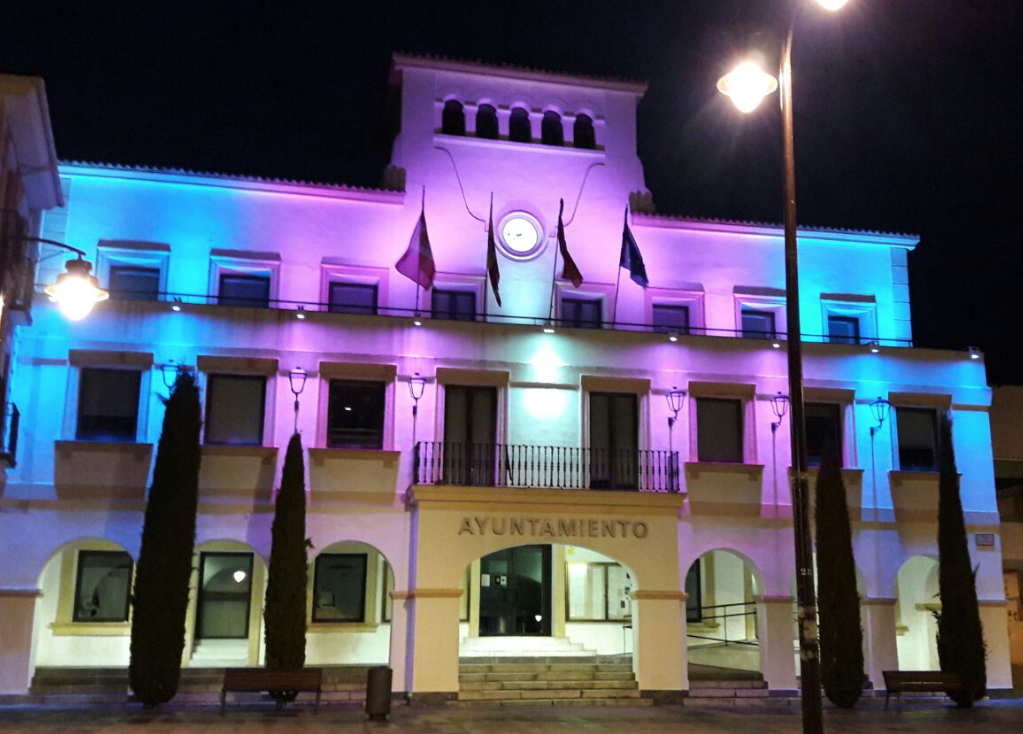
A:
687 600 758 647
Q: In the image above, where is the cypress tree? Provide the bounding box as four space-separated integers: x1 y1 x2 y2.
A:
814 444 864 708
935 412 986 707
129 371 202 708
264 432 308 673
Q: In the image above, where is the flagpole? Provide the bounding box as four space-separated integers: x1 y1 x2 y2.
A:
483 192 493 323
416 186 426 316
548 199 563 323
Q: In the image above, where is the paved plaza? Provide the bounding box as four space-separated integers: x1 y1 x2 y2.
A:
1 701 1022 734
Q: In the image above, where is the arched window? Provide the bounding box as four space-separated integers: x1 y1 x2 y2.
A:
442 100 465 136
509 107 531 143
476 104 499 139
573 114 596 149
541 111 564 146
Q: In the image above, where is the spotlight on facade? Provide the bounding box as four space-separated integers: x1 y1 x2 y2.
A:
717 59 778 113
171 297 182 312
968 346 981 360
770 392 790 433
869 396 890 436
44 257 109 321
869 341 880 354
413 318 423 327
668 331 678 343
772 341 781 349
296 306 306 320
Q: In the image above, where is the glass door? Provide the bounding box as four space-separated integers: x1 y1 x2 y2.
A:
443 385 497 485
479 545 552 637
589 392 638 489
195 552 254 640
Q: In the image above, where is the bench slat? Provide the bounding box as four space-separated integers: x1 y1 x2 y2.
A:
221 668 324 712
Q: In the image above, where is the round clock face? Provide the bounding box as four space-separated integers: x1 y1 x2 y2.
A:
498 213 545 260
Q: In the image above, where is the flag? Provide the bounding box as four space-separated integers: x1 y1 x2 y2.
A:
557 199 583 288
395 208 435 289
620 207 648 287
487 197 502 307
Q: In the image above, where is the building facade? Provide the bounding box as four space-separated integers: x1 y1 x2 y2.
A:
0 56 1014 701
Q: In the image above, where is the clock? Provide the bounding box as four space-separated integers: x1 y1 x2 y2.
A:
497 212 545 260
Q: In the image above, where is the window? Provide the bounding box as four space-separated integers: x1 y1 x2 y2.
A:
697 397 743 463
108 265 160 301
312 553 367 623
589 392 638 490
566 562 633 621
685 562 702 623
327 380 385 449
329 282 378 315
476 104 499 139
652 304 690 334
205 375 266 445
432 289 476 322
541 111 564 146
443 385 497 485
805 403 842 467
73 551 133 622
741 310 776 339
897 407 939 471
828 315 861 345
218 273 271 308
561 297 602 329
441 99 465 136
573 114 596 149
509 107 531 143
77 368 141 442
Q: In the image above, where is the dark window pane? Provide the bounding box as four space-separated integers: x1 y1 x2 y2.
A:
509 107 531 143
313 553 367 623
328 380 385 449
205 375 265 445
329 283 378 315
806 403 842 467
108 265 160 302
73 551 133 622
442 100 465 136
196 552 253 639
77 368 141 442
573 114 596 149
897 408 938 471
697 397 743 463
741 310 776 339
685 562 702 623
219 273 270 308
561 297 602 329
652 304 690 333
541 111 564 146
443 385 497 485
431 289 476 322
589 392 637 490
476 104 499 139
828 315 861 345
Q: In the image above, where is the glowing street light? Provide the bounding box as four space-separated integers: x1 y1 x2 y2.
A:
44 256 109 321
717 60 778 113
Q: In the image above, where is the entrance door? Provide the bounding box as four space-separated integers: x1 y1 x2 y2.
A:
589 392 638 489
479 545 552 636
444 385 497 485
195 552 254 640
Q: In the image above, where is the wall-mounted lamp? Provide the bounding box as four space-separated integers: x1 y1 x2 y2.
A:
968 346 982 361
665 387 686 430
869 397 890 437
408 373 427 466
289 367 307 433
39 245 109 321
770 392 790 433
161 361 180 389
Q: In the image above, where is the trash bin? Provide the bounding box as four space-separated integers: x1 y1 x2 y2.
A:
365 665 392 721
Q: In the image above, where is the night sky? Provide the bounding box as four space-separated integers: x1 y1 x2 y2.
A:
4 1 1021 382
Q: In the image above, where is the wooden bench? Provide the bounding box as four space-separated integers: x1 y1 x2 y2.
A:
882 670 963 709
220 667 323 711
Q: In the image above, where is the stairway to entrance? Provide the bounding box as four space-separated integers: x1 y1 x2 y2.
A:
459 636 596 658
457 657 646 707
189 639 249 667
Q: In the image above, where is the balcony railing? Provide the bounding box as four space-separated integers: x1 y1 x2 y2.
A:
1 402 20 467
414 442 680 493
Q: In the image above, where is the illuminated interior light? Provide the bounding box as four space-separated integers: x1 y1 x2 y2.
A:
232 570 247 584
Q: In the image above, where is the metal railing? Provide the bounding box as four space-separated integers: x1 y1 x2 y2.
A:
686 601 759 647
1 402 20 467
414 442 681 493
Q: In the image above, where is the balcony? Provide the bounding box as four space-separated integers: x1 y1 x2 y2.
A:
1 403 19 469
414 442 680 493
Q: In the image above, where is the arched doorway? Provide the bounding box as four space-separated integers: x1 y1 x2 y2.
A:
685 549 761 675
459 544 636 658
895 555 939 671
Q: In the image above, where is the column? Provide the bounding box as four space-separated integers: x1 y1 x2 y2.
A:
979 600 1014 692
0 588 39 695
407 588 462 705
861 597 899 690
755 595 797 693
633 590 687 703
388 591 411 694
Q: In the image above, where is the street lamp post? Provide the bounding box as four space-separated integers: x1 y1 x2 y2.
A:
665 387 686 490
717 2 849 732
12 237 109 320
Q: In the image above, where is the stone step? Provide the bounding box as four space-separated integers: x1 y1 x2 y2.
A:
683 696 799 708
687 687 770 698
688 678 767 689
457 696 654 708
459 687 643 702
461 679 638 692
